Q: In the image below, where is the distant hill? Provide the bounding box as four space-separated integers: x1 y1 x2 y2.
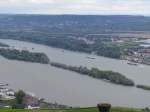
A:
0 15 150 34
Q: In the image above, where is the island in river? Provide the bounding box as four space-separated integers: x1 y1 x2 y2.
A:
0 42 9 47
136 85 150 91
0 48 50 64
50 62 135 86
3 45 150 88
0 46 134 87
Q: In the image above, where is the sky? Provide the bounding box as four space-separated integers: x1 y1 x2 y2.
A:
0 0 150 15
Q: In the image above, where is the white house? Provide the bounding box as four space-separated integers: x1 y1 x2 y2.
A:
26 105 40 110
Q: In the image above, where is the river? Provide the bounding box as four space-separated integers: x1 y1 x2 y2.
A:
0 39 150 108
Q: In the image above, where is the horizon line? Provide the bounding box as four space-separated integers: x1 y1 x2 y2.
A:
0 13 149 17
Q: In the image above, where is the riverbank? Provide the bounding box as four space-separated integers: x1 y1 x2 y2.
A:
0 88 69 109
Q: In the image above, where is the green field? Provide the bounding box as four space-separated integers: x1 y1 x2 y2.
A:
0 107 144 112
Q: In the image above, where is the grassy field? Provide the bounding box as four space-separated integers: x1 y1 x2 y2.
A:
0 107 144 112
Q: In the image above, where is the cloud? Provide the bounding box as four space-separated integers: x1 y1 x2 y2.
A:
30 0 54 4
29 0 96 4
0 0 150 15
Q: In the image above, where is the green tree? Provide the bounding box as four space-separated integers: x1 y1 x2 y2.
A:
12 90 26 109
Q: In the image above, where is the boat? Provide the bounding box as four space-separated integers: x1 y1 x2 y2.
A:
0 83 8 86
86 57 96 59
127 62 138 66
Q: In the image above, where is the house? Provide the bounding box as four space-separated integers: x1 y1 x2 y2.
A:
23 94 40 109
26 105 40 109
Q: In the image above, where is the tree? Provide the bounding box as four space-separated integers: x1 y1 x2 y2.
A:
12 90 26 109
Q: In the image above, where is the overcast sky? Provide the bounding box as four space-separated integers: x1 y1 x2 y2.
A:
0 0 150 15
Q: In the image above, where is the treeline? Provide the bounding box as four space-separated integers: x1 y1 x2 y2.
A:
0 48 50 64
50 62 135 86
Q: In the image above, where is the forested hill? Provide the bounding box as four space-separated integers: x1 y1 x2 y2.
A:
0 15 150 34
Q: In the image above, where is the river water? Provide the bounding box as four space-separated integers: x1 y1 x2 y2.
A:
0 39 150 108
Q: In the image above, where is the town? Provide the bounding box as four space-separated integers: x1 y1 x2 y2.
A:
115 37 150 65
0 83 69 109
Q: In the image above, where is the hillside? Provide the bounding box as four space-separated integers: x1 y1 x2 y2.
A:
0 107 144 112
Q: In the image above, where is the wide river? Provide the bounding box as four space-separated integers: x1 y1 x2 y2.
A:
0 39 150 108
